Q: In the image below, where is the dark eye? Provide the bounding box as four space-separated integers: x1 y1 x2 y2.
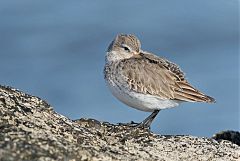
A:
123 46 130 52
121 44 131 52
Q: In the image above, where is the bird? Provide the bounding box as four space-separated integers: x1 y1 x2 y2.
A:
104 34 215 129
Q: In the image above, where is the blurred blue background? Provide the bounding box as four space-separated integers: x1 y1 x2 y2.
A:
0 0 239 137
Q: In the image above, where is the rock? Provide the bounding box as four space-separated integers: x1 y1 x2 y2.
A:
213 130 240 146
0 85 239 161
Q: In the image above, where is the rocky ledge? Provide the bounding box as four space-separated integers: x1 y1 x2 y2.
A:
0 85 239 161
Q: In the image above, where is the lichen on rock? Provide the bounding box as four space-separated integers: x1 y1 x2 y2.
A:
0 85 239 161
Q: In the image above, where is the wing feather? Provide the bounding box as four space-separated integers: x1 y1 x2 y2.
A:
116 51 215 103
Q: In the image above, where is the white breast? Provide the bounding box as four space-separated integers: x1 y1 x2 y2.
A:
106 80 181 112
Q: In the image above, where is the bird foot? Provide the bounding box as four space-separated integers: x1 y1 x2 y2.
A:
117 121 139 126
134 122 151 129
118 121 150 130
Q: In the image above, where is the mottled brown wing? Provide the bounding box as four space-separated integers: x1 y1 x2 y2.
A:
116 51 215 103
139 51 185 81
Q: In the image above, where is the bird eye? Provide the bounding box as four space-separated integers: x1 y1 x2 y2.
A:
123 46 130 52
121 44 131 52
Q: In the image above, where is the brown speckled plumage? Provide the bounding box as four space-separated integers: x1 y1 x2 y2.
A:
105 34 215 103
108 34 141 53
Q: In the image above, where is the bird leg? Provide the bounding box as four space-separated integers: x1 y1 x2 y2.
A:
135 110 160 129
117 110 160 129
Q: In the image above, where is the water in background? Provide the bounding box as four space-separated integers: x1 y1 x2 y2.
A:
0 0 239 137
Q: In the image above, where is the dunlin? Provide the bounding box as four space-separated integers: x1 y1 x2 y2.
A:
104 34 215 128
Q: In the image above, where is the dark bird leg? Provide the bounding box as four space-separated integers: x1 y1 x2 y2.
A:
117 110 160 128
135 110 160 129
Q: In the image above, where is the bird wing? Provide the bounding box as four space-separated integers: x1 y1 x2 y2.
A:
116 51 215 103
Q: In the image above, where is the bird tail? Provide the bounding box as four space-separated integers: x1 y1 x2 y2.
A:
174 81 216 103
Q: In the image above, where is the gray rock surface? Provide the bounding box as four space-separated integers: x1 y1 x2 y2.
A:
0 85 239 161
